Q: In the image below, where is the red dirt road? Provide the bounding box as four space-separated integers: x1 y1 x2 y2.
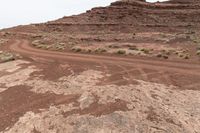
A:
8 40 200 90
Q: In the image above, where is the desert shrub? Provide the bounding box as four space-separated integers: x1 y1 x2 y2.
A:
161 49 167 53
161 49 171 55
143 49 150 54
140 48 150 54
100 48 107 53
1 55 15 62
175 51 180 55
196 50 200 55
45 43 65 51
54 45 65 50
178 53 184 58
35 44 44 48
156 52 168 59
129 47 138 50
162 55 169 59
177 52 190 59
183 54 190 59
156 53 162 58
190 35 200 44
87 49 92 53
129 45 138 51
32 40 40 45
108 45 112 48
117 50 126 55
196 46 200 50
31 34 43 39
44 45 51 50
75 48 82 52
95 48 107 53
0 52 15 62
0 39 8 45
165 51 170 55
108 45 120 49
71 47 82 52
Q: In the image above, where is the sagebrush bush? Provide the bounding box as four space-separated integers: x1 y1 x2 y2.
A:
196 50 200 55
117 50 126 55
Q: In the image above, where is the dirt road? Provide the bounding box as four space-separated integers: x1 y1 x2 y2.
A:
10 40 200 74
7 39 200 90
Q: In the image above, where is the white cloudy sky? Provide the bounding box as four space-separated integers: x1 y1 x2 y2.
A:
0 0 167 29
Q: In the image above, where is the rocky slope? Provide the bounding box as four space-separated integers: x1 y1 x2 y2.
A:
5 0 200 33
37 0 200 33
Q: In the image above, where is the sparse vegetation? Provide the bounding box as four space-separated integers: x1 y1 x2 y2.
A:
129 46 138 51
190 34 200 44
117 50 126 55
87 49 92 53
32 40 66 51
52 43 65 51
162 55 169 59
0 51 17 62
94 48 107 53
140 48 150 54
0 39 8 46
156 52 168 59
72 47 82 52
156 53 162 58
183 54 190 59
31 34 43 39
196 50 200 56
174 49 190 59
178 53 184 58
179 53 190 59
161 49 171 55
108 45 120 49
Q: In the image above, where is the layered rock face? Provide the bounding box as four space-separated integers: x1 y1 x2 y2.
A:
37 0 200 33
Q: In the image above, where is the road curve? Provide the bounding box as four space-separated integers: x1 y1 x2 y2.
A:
9 40 200 76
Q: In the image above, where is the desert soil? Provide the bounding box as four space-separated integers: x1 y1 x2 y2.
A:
0 39 199 133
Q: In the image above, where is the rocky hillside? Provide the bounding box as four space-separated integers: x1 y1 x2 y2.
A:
3 0 200 34
1 0 200 61
36 0 200 33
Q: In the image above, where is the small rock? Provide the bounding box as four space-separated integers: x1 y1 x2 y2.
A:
78 92 95 110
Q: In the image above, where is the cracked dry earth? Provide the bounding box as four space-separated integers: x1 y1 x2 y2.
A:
0 60 200 133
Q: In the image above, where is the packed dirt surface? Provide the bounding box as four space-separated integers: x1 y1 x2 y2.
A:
1 0 200 133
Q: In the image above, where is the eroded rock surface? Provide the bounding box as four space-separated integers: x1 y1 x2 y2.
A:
0 60 200 133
